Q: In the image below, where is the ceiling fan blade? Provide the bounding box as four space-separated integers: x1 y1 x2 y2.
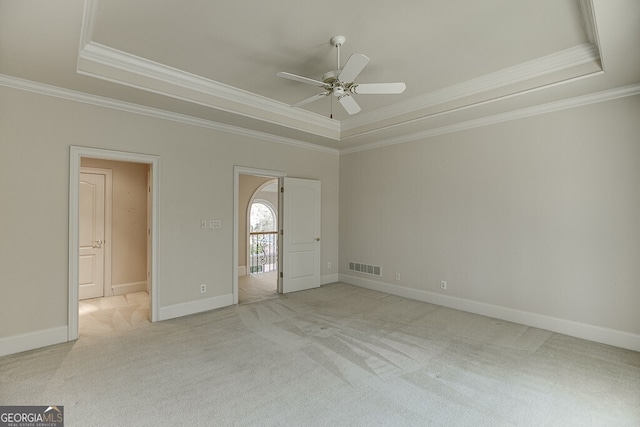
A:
338 54 370 83
338 95 361 115
352 82 407 94
292 92 330 107
276 71 326 88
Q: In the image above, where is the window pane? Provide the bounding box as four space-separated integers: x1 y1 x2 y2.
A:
250 202 275 232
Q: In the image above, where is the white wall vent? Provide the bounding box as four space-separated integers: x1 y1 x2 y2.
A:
349 261 381 276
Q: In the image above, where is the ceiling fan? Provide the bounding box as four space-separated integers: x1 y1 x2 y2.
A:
277 36 406 115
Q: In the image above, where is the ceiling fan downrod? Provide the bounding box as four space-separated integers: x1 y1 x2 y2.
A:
331 35 346 70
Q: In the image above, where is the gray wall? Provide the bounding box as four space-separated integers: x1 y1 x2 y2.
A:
340 95 640 336
0 85 339 339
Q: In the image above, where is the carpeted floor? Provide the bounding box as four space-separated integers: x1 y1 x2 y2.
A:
1 283 639 426
239 271 279 305
78 291 150 336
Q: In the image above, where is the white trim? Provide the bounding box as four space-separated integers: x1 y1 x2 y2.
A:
111 281 148 296
321 273 339 286
233 167 287 305
0 327 68 358
341 43 600 132
75 0 604 143
70 146 160 341
579 0 603 68
78 40 600 140
77 42 340 140
340 83 640 155
78 0 100 52
0 74 339 156
339 274 640 352
158 293 233 321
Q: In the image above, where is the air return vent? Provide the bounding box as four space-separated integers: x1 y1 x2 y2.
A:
349 261 381 277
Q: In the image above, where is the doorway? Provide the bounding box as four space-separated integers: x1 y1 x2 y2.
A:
78 159 150 336
69 146 160 341
233 166 322 305
233 167 286 305
240 178 279 304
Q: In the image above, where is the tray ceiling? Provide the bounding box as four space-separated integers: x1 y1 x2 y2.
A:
1 0 639 151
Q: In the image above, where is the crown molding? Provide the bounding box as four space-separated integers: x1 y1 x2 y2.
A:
579 0 604 70
78 41 340 139
339 84 640 155
76 0 604 143
342 43 601 133
0 73 339 155
78 0 100 51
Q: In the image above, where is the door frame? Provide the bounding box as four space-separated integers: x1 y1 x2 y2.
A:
69 146 160 341
233 166 286 305
80 167 113 298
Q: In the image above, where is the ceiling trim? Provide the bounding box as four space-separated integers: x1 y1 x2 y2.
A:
341 43 601 133
78 0 603 142
0 73 339 155
579 0 604 70
339 84 640 155
78 0 100 51
77 42 340 140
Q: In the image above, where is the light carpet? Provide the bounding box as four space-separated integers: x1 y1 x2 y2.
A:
1 283 639 426
239 271 278 305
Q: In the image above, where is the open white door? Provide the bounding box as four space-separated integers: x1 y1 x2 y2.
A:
79 172 105 300
280 177 321 293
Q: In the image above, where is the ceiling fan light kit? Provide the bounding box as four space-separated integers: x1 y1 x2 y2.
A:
277 35 406 115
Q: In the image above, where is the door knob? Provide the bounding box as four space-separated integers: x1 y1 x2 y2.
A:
315 237 320 242
92 240 103 248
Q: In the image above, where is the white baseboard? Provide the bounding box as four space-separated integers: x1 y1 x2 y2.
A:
321 273 339 285
158 293 233 321
0 326 69 357
339 273 640 352
112 281 147 296
238 266 247 276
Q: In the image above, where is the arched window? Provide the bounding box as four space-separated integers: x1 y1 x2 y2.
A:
248 199 278 274
250 200 276 232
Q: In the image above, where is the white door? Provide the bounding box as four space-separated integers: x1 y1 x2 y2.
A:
280 177 321 293
79 172 105 300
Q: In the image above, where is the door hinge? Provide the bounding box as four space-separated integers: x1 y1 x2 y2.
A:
280 272 283 278
280 229 283 235
281 187 284 193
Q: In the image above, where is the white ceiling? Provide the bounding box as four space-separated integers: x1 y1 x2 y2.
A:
1 0 639 152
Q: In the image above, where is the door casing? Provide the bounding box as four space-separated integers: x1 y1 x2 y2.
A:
69 146 160 341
